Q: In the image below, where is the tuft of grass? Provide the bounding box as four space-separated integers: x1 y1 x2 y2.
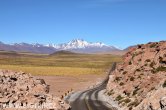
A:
123 98 131 104
136 69 141 72
115 77 121 82
162 80 166 88
156 66 166 72
130 76 135 81
119 82 124 86
145 59 151 62
129 61 132 65
115 95 124 101
151 87 155 90
123 71 127 75
150 61 155 68
119 98 131 105
150 43 157 48
132 88 140 96
128 100 140 107
107 89 114 96
137 75 141 79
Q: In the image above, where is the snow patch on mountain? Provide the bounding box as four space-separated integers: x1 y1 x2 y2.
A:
0 39 121 54
45 39 115 50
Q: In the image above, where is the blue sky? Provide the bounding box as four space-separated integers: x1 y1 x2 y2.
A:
0 0 166 48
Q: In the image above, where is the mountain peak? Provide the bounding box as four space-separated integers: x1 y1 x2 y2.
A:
57 39 110 50
45 39 118 51
0 39 121 54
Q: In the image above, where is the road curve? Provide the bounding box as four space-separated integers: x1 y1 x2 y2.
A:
66 63 117 110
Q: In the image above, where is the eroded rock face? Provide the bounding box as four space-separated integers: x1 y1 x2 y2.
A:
107 41 166 110
0 70 70 110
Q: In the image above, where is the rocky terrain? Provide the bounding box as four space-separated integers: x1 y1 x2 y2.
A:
106 41 166 110
0 70 70 110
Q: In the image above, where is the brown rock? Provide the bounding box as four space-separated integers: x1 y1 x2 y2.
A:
107 41 166 110
0 70 70 110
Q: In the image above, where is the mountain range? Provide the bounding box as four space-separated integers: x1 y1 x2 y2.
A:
0 39 123 54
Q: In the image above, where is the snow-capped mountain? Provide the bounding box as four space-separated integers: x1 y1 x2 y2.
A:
45 39 117 50
0 39 121 54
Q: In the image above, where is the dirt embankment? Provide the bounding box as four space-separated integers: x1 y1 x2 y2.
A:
106 41 166 110
35 74 105 97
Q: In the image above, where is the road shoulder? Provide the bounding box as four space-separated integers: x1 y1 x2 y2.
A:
98 89 121 110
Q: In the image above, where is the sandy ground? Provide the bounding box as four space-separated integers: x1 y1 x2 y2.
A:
35 74 106 97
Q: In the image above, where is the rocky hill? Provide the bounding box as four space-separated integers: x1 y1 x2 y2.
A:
0 70 70 110
106 41 166 110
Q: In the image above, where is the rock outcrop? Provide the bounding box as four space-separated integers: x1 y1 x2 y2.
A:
107 41 166 110
0 70 70 110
